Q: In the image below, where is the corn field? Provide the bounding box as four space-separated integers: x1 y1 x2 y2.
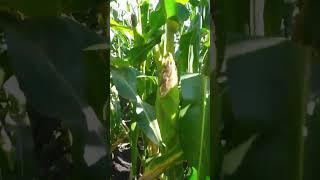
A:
0 0 319 180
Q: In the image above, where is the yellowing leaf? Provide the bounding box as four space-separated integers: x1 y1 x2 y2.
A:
176 0 189 5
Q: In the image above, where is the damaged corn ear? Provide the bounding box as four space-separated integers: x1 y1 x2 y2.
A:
160 54 178 97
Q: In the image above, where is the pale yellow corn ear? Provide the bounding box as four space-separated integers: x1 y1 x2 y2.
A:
160 54 178 97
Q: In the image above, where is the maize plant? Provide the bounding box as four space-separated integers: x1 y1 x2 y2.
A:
110 0 210 179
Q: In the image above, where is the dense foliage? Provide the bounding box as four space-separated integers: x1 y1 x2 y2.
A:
110 0 210 179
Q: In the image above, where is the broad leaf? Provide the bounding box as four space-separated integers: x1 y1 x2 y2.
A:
225 38 307 180
177 14 201 74
110 19 134 38
142 145 183 179
177 3 190 23
4 17 107 171
164 0 177 19
222 135 258 175
126 33 162 65
179 73 210 179
177 0 189 5
111 67 163 146
149 5 166 32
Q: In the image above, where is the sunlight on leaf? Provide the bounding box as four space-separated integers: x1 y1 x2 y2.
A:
222 135 258 175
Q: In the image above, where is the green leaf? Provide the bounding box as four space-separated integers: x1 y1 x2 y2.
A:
155 85 180 149
111 19 134 38
226 38 303 131
164 0 177 19
177 15 201 74
142 145 183 179
136 100 162 146
136 75 158 103
140 1 150 34
176 0 189 5
187 167 198 180
137 75 158 86
150 5 166 32
111 67 163 146
177 3 190 23
4 17 107 169
111 58 131 68
190 15 201 72
110 85 125 148
225 37 307 180
189 0 200 7
111 67 139 101
179 73 210 179
178 31 192 74
126 33 162 65
222 135 258 175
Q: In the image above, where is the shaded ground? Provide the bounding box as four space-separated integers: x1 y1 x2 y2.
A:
112 143 131 179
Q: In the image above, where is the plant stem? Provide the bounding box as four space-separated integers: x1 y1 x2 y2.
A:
165 20 175 55
201 48 209 76
197 75 208 178
140 146 183 180
130 121 140 179
164 24 174 54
